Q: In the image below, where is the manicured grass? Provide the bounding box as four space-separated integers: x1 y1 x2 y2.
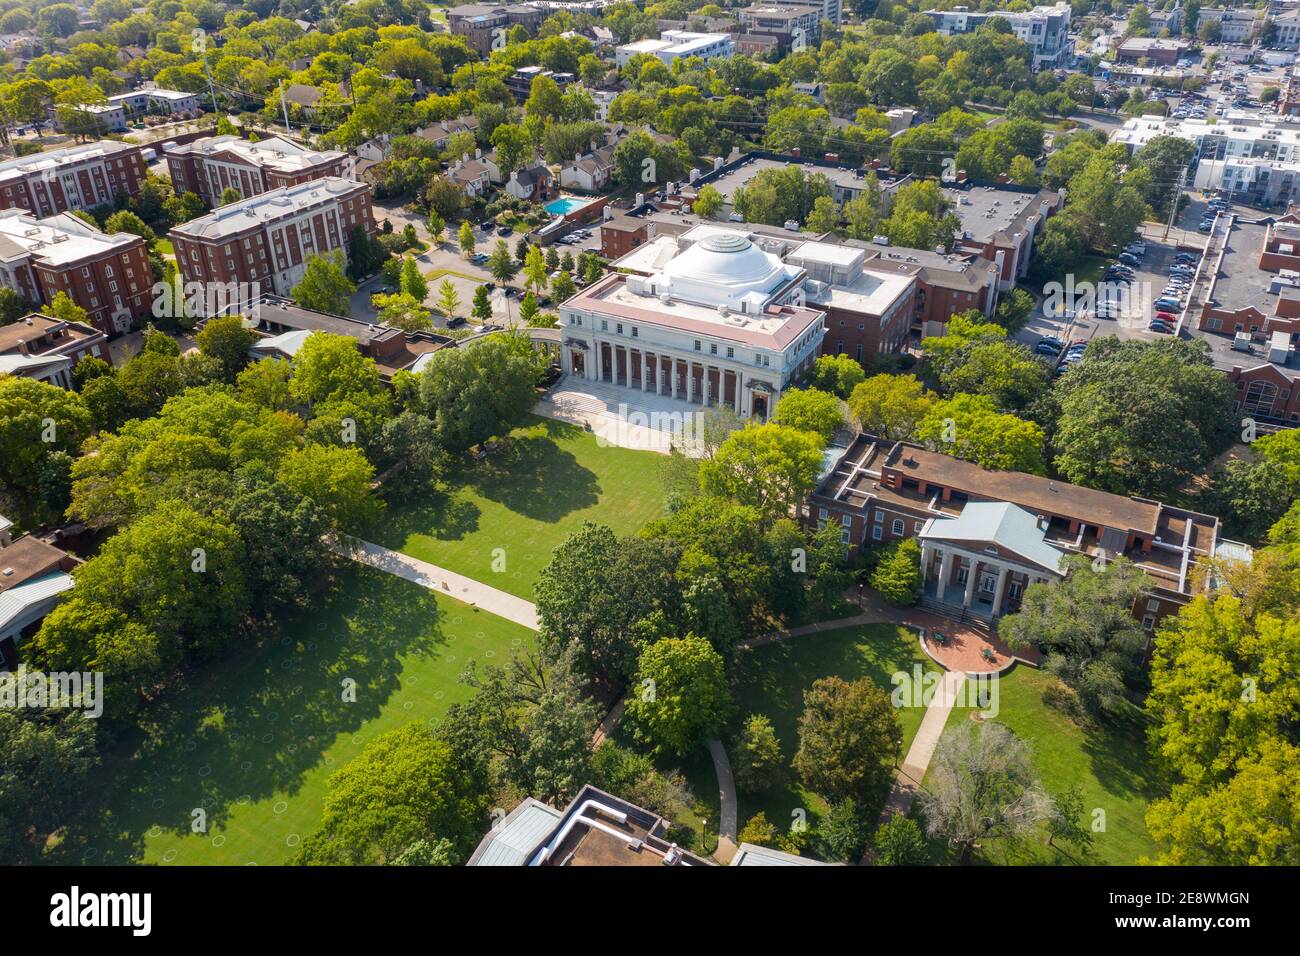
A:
726 623 939 848
919 666 1159 866
375 416 669 600
423 267 482 283
155 237 174 257
48 564 533 865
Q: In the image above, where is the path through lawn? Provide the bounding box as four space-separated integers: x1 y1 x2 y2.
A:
375 417 668 600
49 564 533 865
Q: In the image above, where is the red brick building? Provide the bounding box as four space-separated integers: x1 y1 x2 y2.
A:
165 135 350 207
862 244 1001 339
0 209 153 335
809 436 1234 633
0 140 146 218
169 177 375 308
0 312 111 387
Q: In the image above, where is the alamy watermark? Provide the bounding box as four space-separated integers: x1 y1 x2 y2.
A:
592 403 708 453
0 667 104 718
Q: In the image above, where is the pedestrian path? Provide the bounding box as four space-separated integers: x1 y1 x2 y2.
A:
706 738 739 865
331 537 539 631
879 668 966 824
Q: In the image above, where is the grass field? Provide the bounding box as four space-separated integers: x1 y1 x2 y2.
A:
726 623 938 847
375 416 670 600
48 564 533 865
941 667 1160 866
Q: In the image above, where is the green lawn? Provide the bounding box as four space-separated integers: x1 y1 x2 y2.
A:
375 416 669 600
48 564 533 865
939 667 1159 866
726 623 938 847
155 237 174 257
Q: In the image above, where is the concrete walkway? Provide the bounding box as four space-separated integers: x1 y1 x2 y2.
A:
878 669 966 825
706 738 739 865
332 537 539 631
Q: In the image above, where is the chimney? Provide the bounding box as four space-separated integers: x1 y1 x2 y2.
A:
790 147 801 158
16 338 28 355
475 148 482 159
956 169 968 183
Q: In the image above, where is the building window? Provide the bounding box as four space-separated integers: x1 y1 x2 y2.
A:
710 343 718 355
1146 598 1160 613
841 514 851 527
631 327 638 337
913 521 923 533
616 323 623 334
873 510 883 524
726 346 734 359
694 339 701 351
818 507 828 520
872 525 883 541
891 518 904 535
1142 614 1156 631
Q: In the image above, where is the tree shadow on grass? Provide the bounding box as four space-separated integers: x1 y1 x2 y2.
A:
456 427 600 524
1081 710 1159 804
375 490 482 547
47 565 449 864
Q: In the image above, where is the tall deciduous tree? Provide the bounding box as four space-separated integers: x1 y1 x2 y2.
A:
627 635 731 757
699 423 825 526
793 676 902 803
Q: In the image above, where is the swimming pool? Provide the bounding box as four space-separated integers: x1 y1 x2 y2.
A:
545 196 592 216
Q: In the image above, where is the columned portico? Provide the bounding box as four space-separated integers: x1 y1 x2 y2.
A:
917 501 1067 619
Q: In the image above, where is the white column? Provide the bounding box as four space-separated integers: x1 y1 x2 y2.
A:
588 340 601 381
703 366 711 406
623 346 631 386
670 357 679 399
938 550 953 598
687 363 695 402
962 559 979 608
734 369 743 413
991 563 1011 616
643 351 651 392
920 543 935 582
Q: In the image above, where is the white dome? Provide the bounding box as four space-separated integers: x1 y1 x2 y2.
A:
657 231 789 308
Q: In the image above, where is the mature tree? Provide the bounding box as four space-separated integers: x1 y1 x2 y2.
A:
848 374 935 440
1002 556 1150 718
236 357 294 411
0 376 91 524
699 423 825 526
1047 784 1095 855
523 244 549 294
195 314 258 382
1145 583 1300 865
471 285 493 323
487 239 519 284
1051 338 1236 497
295 724 489 865
221 475 330 616
72 500 248 661
808 354 866 399
441 648 600 805
458 220 476 257
291 251 356 315
772 387 844 442
692 183 724 219
551 270 577 302
0 708 98 864
289 332 388 411
793 676 902 802
399 255 428 303
373 292 433 332
870 538 924 607
732 713 784 793
738 811 778 847
918 394 1046 474
819 799 873 863
918 723 1054 864
435 279 461 319
278 444 382 534
1066 146 1151 250
627 635 731 756
414 334 538 453
535 522 676 682
873 814 929 866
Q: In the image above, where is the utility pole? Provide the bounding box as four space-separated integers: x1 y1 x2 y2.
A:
279 80 292 136
1162 165 1188 241
202 56 219 121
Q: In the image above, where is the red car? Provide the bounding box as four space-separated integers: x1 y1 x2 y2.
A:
1154 311 1177 322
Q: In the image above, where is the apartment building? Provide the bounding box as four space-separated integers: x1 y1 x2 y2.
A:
947 182 1065 289
925 3 1073 70
0 141 146 218
169 178 374 308
165 135 350 207
1195 7 1263 43
447 4 546 54
736 5 822 50
0 209 153 335
615 31 735 67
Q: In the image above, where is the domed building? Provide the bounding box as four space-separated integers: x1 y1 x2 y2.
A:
557 226 826 420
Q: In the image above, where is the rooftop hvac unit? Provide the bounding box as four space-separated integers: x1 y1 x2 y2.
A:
1231 332 1253 352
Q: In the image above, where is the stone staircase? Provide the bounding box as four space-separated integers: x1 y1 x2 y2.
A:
917 598 992 634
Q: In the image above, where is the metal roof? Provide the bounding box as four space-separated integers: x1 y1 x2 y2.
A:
920 501 1068 575
730 842 831 866
0 571 74 635
466 798 562 866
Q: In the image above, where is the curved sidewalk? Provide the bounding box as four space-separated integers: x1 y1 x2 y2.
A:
331 537 539 631
706 738 739 865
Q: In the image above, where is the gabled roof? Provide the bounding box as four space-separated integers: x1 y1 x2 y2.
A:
920 501 1068 575
0 571 74 636
465 798 563 866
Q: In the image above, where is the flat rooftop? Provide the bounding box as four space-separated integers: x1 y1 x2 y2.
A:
0 209 140 267
0 536 73 591
946 185 1056 245
171 177 364 240
805 264 915 316
701 155 880 202
0 140 136 184
167 134 343 173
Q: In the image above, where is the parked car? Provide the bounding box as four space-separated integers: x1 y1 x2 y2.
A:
446 315 465 327
1154 297 1182 311
1148 321 1174 334
496 226 513 237
1154 310 1178 322
1038 335 1064 348
1118 252 1141 267
1034 341 1061 355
